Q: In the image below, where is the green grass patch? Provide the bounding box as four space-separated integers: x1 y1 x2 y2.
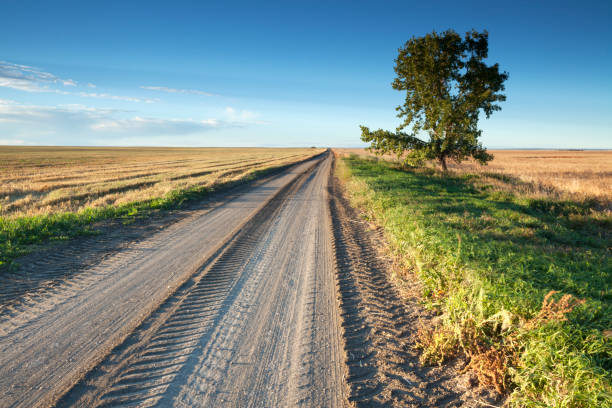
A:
338 155 611 407
0 161 303 271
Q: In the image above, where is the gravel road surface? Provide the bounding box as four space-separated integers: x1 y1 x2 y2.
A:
0 151 492 408
0 154 344 407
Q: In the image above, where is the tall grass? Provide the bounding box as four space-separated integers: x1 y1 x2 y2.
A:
337 154 611 407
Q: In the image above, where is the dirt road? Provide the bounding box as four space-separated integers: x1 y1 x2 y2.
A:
1 154 348 407
57 154 345 407
0 152 490 407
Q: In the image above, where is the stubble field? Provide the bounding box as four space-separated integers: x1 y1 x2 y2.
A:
0 146 323 218
336 148 612 206
0 146 323 267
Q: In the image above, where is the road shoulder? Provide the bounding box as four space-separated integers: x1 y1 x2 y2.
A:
328 159 501 407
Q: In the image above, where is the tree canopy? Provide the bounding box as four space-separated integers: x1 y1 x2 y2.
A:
361 29 508 171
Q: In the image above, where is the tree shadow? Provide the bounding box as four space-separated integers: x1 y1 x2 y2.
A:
345 157 611 311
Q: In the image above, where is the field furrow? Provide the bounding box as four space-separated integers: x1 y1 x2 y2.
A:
0 148 323 217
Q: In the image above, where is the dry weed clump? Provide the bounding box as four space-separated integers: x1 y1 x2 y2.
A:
416 321 459 366
416 290 587 395
523 290 586 330
0 147 323 218
467 344 514 394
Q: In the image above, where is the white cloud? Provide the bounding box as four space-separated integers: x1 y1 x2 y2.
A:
140 85 217 96
91 116 220 135
0 61 154 103
0 61 68 92
0 77 43 92
0 99 112 127
0 99 256 145
78 92 159 104
224 106 262 123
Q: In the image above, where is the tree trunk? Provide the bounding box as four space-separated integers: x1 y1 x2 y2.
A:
439 156 448 172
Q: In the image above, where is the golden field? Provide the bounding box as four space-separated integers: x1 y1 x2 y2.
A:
0 147 323 218
335 148 612 205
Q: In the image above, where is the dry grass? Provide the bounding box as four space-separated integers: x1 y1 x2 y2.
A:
448 150 612 205
0 146 324 218
335 148 612 206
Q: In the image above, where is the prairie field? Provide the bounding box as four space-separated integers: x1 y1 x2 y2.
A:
336 148 612 206
336 152 611 406
0 146 323 218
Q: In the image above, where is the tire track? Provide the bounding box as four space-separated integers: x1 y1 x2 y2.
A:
328 164 473 407
59 187 288 407
0 156 325 408
57 155 346 408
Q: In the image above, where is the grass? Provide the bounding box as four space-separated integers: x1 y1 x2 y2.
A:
0 147 323 269
336 153 611 407
336 148 612 207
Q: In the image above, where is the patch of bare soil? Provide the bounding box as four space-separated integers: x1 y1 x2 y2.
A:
329 169 503 407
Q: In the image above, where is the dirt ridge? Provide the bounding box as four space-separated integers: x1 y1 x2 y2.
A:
329 163 492 407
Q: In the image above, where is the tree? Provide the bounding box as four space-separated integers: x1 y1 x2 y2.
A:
361 29 508 171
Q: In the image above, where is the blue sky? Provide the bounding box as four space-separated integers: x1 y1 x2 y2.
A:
0 0 610 148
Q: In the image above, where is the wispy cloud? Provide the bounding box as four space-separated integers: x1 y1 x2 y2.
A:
0 98 115 126
224 106 268 125
0 61 74 92
0 61 155 103
0 138 35 145
78 92 159 104
225 106 255 120
140 85 217 96
91 117 220 135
